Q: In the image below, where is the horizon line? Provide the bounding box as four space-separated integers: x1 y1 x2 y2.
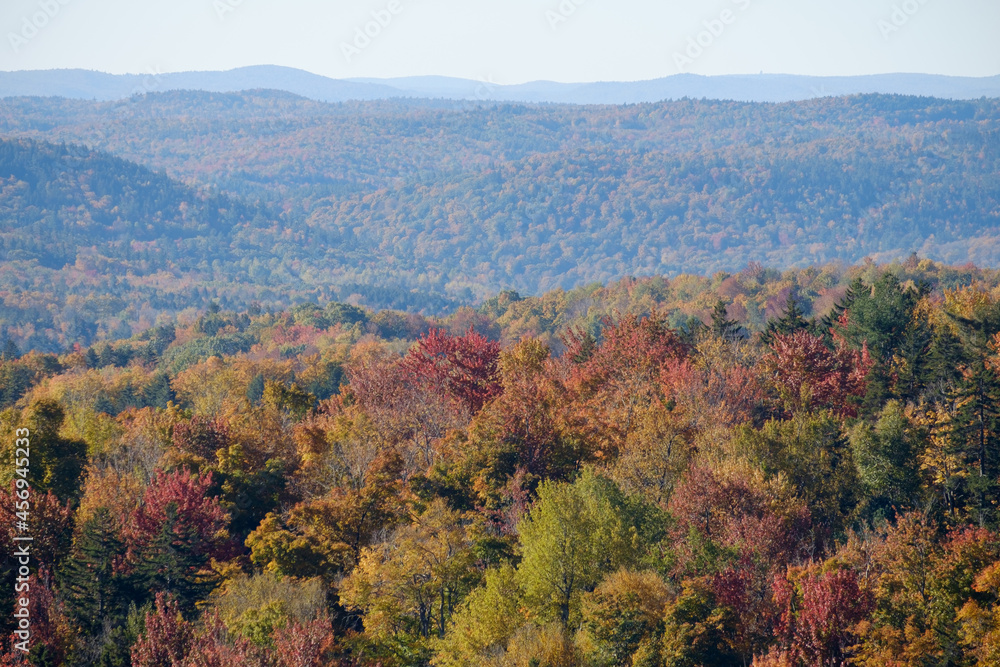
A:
2 65 1000 87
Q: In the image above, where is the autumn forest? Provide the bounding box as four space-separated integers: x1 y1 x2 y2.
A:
1 258 1000 665
2 84 1000 666
1 92 1000 355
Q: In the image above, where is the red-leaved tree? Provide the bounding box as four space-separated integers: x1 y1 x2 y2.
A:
563 314 688 456
401 326 502 414
763 330 873 418
0 484 73 568
131 593 193 667
125 468 229 562
274 616 337 667
767 566 873 666
182 613 265 666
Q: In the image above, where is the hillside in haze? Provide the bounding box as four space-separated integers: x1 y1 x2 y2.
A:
1 92 1000 350
3 66 1000 104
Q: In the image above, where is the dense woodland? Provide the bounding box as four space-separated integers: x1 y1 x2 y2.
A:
2 261 1000 665
0 93 999 353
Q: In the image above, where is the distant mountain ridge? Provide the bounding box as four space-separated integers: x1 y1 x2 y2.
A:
2 66 999 104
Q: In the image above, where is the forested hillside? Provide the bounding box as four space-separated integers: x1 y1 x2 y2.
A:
4 263 1000 665
0 138 253 270
0 137 460 353
1 93 998 335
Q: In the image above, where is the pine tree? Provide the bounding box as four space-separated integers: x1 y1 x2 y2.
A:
246 372 266 405
945 300 1000 522
832 274 920 362
96 603 148 667
0 337 20 361
895 314 934 404
97 344 116 368
925 326 966 402
710 300 744 341
820 277 863 336
951 359 1000 523
142 372 175 409
678 315 707 347
567 330 597 364
132 503 215 617
762 292 810 345
823 278 866 331
59 508 129 636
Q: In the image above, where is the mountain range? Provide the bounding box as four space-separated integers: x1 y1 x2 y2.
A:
2 66 1000 104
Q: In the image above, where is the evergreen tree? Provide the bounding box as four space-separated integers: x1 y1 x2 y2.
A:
0 363 33 409
762 292 810 345
710 300 744 341
952 359 1000 522
828 274 923 414
246 372 266 405
820 277 863 336
944 299 1000 521
924 326 966 403
96 603 148 667
133 503 215 617
895 312 934 404
1 336 20 361
142 372 175 409
23 399 87 501
678 315 707 347
98 344 116 368
59 508 129 636
834 274 920 362
149 324 176 355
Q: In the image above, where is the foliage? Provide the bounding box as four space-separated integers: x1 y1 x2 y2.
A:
6 269 1000 665
516 470 652 625
3 94 1000 349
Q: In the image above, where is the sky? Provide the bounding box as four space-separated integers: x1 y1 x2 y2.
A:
0 0 998 84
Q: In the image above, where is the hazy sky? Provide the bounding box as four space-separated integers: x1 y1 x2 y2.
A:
1 0 997 83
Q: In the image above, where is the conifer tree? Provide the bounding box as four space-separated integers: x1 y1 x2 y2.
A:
762 292 810 345
246 372 266 405
895 313 934 404
820 277 863 335
133 502 216 617
59 508 129 636
0 337 20 361
952 359 1000 522
924 326 966 404
710 300 744 341
945 299 1000 520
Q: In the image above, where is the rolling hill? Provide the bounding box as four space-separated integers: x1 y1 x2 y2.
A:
1 91 999 351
